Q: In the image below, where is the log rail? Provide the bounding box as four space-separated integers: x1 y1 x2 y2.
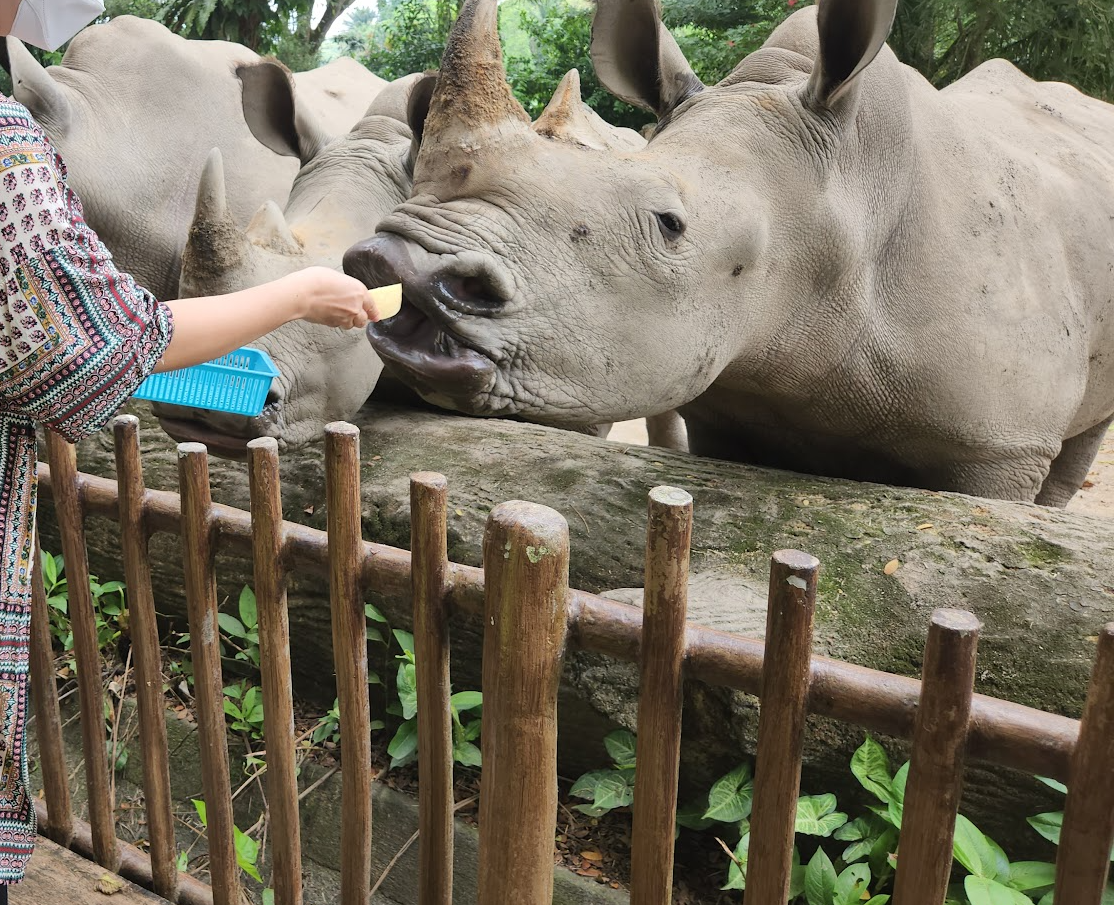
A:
26 419 1110 905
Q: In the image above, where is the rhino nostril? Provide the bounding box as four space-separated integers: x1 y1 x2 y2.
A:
438 274 507 313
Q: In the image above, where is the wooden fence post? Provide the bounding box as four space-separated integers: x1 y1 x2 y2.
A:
114 415 179 901
1054 622 1114 904
177 442 239 905
29 534 73 847
745 549 819 903
477 501 570 905
324 423 373 905
892 609 981 905
630 486 693 905
44 431 119 872
411 473 453 905
248 437 303 905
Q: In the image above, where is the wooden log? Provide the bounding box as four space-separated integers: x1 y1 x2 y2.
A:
410 473 453 905
247 438 302 905
45 402 1114 850
630 487 692 905
29 536 73 847
477 501 571 905
177 443 239 905
324 423 373 905
113 416 178 902
745 550 819 903
1053 623 1114 903
892 609 981 905
44 431 119 872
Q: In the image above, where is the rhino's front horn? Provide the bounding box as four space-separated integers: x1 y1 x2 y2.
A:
182 148 246 281
421 0 529 149
246 201 301 255
7 38 72 136
533 69 643 152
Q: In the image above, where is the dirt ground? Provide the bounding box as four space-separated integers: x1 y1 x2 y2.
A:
609 420 1114 519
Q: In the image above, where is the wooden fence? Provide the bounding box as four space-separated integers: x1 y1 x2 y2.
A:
26 417 1114 905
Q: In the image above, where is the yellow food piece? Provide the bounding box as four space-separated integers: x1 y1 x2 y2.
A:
368 283 403 319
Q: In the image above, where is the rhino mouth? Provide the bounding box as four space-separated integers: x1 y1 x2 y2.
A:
154 393 285 460
348 236 500 408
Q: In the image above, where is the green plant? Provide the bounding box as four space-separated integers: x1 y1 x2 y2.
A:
219 586 261 670
222 680 265 740
191 798 271 899
40 551 127 669
386 629 483 769
569 730 637 817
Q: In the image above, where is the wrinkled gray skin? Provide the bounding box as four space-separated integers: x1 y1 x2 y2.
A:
345 0 1114 505
6 16 381 302
158 76 425 454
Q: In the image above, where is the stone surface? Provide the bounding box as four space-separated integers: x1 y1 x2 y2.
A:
35 401 1114 854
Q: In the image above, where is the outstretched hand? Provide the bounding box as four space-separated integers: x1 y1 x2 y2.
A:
290 266 381 328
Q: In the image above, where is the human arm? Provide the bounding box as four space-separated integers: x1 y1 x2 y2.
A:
156 266 377 372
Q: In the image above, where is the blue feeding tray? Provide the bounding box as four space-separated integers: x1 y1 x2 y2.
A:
133 347 280 417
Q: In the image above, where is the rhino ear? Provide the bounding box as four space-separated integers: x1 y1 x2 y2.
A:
7 37 72 136
405 71 439 166
365 72 427 125
591 0 703 118
805 0 898 107
237 60 332 166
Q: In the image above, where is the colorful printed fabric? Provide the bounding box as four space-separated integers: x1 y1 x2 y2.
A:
0 97 174 883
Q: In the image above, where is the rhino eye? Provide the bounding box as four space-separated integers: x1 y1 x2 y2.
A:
655 211 686 241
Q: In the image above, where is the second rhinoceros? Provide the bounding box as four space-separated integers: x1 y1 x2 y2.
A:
345 0 1114 505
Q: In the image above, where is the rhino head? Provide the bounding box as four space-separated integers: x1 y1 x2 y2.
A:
345 0 899 435
156 73 430 455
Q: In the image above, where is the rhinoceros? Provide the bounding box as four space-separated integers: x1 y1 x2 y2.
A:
344 0 1114 505
156 75 429 453
6 16 382 302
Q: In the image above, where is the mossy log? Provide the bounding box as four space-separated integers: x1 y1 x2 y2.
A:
37 402 1114 855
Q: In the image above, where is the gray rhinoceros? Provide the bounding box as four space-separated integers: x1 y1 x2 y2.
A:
156 75 430 453
344 0 1114 505
6 16 381 301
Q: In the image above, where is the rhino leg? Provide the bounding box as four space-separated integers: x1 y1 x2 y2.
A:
646 410 689 452
1035 416 1114 507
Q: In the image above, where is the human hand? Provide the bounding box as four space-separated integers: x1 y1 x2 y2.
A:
287 266 380 328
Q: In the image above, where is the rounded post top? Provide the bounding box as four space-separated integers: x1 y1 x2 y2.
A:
324 421 360 438
247 436 279 453
176 442 207 457
488 500 569 549
930 608 982 634
112 414 139 429
411 471 448 491
650 485 693 507
772 549 821 572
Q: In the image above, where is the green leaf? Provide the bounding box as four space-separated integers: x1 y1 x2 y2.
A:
1007 861 1056 892
570 770 611 800
1037 777 1067 795
591 772 635 811
238 586 257 631
676 797 716 832
964 875 1034 905
366 627 386 645
222 699 243 721
450 691 484 713
704 762 753 824
722 832 749 891
795 793 848 837
453 740 482 766
388 720 418 768
790 847 805 899
603 729 637 768
397 662 418 721
218 613 246 639
868 827 899 883
263 890 274 905
1027 812 1063 847
393 629 415 655
865 897 891 905
365 603 388 624
192 799 207 826
804 846 837 905
42 551 58 588
852 736 894 805
954 814 995 879
233 825 262 883
887 762 909 828
834 863 871 905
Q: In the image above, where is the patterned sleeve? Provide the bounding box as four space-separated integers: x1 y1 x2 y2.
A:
0 102 173 443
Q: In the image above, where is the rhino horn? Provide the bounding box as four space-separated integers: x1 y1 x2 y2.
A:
7 38 72 136
246 201 302 255
420 0 529 149
533 69 642 152
182 148 246 281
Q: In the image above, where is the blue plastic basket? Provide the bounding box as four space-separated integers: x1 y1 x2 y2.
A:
133 347 280 417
